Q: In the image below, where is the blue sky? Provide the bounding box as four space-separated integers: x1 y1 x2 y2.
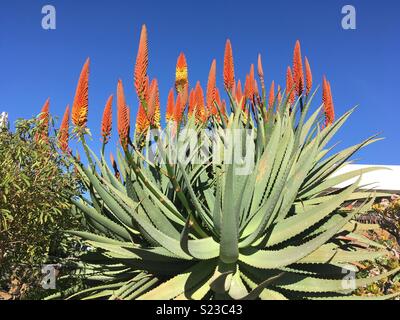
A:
0 0 399 164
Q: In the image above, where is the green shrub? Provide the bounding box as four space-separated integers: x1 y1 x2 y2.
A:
0 117 83 299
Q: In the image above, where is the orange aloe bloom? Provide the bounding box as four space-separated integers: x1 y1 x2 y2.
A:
146 79 157 123
223 39 235 92
58 105 70 153
153 81 161 128
109 152 120 180
101 95 113 144
293 40 304 97
236 80 245 110
134 25 149 101
174 94 184 123
249 64 255 84
268 81 275 108
180 83 189 107
257 53 264 80
195 81 206 122
305 57 312 96
72 58 90 128
254 79 259 97
212 87 222 116
322 76 335 127
206 59 217 112
147 79 161 128
117 80 131 149
188 88 196 117
166 88 175 122
136 103 149 136
244 74 253 100
277 85 282 106
175 52 188 94
221 100 227 116
286 66 295 104
249 64 255 96
37 98 50 139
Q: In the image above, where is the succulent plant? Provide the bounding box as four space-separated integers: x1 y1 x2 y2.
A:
47 25 399 300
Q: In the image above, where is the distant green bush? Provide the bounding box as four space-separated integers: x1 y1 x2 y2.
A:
0 117 83 299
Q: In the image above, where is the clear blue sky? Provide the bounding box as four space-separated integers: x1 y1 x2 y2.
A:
0 0 399 164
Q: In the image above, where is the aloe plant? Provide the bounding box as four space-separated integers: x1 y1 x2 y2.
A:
47 26 399 300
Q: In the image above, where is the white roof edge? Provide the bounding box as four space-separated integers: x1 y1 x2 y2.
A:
332 164 400 193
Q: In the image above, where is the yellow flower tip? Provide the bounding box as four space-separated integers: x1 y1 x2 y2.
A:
175 52 188 93
135 103 149 136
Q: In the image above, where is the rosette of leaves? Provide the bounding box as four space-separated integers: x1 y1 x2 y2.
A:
51 92 399 300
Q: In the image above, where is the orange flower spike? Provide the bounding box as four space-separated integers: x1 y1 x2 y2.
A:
257 54 264 80
286 66 295 104
39 98 50 130
147 79 161 128
35 98 50 142
147 79 158 124
277 85 282 106
244 74 252 100
254 79 259 97
188 89 196 116
195 81 206 122
181 83 189 108
258 53 267 99
206 59 217 111
214 87 222 115
117 80 131 149
268 81 275 109
293 40 304 97
144 76 150 105
174 93 183 124
323 77 335 127
166 88 175 122
223 39 235 92
249 64 255 93
305 56 313 96
154 85 161 129
221 100 227 116
135 103 149 135
58 105 70 153
71 58 90 128
101 95 113 144
327 81 335 124
236 80 243 106
215 88 222 106
175 52 188 94
134 25 149 101
109 152 120 180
